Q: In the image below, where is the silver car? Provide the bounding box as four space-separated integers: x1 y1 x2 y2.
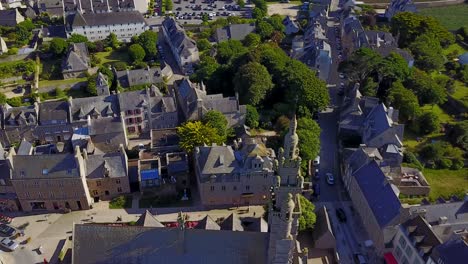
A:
0 237 19 251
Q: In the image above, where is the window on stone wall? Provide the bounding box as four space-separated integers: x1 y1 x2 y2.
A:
116 179 121 184
97 181 101 186
221 186 226 191
210 186 214 191
117 187 122 193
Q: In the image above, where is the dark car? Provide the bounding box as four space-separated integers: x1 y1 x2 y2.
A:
0 224 16 237
335 208 347 222
176 7 182 11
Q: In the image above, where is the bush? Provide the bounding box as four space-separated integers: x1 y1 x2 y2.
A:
104 47 113 52
451 159 464 170
245 105 260 128
113 61 128 71
133 61 148 69
438 158 452 169
109 195 132 209
416 112 440 135
403 151 423 169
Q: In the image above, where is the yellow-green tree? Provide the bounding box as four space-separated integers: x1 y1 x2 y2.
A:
177 121 223 153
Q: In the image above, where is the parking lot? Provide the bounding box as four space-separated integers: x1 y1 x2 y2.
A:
172 0 251 24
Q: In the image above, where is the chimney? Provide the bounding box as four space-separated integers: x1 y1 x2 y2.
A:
89 0 94 13
388 107 394 119
78 0 83 13
438 216 448 225
106 0 110 12
87 115 92 127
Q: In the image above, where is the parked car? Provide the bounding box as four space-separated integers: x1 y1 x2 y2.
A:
313 156 320 166
0 224 16 237
0 237 19 251
314 168 319 180
339 73 345 79
336 208 347 222
326 173 335 185
313 183 320 197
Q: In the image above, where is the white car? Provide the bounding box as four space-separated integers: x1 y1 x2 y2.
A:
313 156 320 166
326 173 335 185
339 73 345 79
0 237 19 251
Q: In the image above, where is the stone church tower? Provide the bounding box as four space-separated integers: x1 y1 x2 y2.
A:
268 114 307 264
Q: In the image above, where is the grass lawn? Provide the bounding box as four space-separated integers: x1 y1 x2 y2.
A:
39 77 87 87
423 168 468 201
94 50 130 66
109 195 133 209
419 4 468 31
420 104 455 123
450 80 468 108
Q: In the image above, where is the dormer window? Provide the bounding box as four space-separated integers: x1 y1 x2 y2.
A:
20 171 25 177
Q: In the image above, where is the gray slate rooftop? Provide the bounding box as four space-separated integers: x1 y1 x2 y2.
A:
71 11 145 27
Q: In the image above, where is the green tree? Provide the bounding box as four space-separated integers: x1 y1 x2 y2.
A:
192 55 219 82
49 38 68 55
197 38 211 52
377 52 411 89
177 121 223 153
242 33 261 48
267 15 286 32
417 111 440 135
234 62 273 106
216 39 248 64
237 0 245 8
391 12 454 48
202 110 229 140
0 92 7 105
296 117 321 161
87 73 98 96
409 33 445 72
338 48 382 84
98 66 115 86
105 33 120 49
448 121 468 151
257 20 274 39
282 59 329 113
245 105 260 128
387 81 420 121
405 69 447 105
252 7 266 20
128 44 146 62
137 30 158 59
361 77 378 97
298 194 316 231
55 88 65 98
68 34 89 43
165 0 173 10
113 61 128 71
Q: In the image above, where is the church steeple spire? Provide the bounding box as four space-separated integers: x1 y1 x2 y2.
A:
283 113 299 160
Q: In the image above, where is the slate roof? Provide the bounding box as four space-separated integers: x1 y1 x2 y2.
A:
197 145 237 176
346 146 382 172
220 214 244 231
162 17 197 58
88 117 126 153
72 223 269 264
39 101 69 123
115 67 164 88
117 90 149 112
195 216 221 230
70 94 119 121
11 153 80 179
0 9 23 26
62 43 89 73
135 210 165 227
353 160 401 228
71 11 145 27
409 201 468 225
2 104 38 127
430 236 468 264
215 23 255 43
401 216 442 259
151 128 179 149
17 139 33 155
240 217 268 232
86 152 126 179
96 73 110 96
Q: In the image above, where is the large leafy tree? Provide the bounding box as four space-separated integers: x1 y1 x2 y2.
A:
177 121 223 153
245 105 260 128
192 55 219 83
49 38 68 55
216 39 248 64
105 33 120 49
338 48 382 84
282 59 329 113
377 52 410 89
448 121 468 151
0 92 7 105
68 34 89 43
416 111 440 135
202 110 229 140
391 12 454 48
409 33 445 72
298 194 316 231
296 117 321 161
137 30 158 59
234 62 273 106
243 33 261 48
128 44 146 62
257 20 274 39
387 82 420 121
405 69 447 105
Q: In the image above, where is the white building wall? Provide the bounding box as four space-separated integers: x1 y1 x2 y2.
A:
72 22 147 42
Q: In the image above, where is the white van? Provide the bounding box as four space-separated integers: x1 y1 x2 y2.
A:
313 156 320 166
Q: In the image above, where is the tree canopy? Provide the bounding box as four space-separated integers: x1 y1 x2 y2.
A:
416 111 440 135
216 39 248 64
234 62 273 106
338 48 382 84
243 33 261 48
128 44 146 62
387 81 420 122
0 92 7 105
409 33 445 72
49 38 68 55
202 110 229 140
256 20 274 39
245 105 260 128
192 55 220 83
177 121 223 153
448 121 468 151
405 69 447 105
298 194 316 231
68 34 89 43
296 117 321 161
137 30 158 59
